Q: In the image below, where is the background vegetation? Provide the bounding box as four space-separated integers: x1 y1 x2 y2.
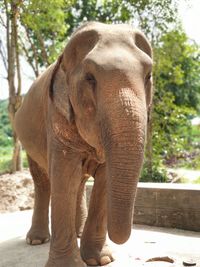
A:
0 0 200 181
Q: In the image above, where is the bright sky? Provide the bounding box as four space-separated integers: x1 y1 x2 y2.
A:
0 1 200 100
178 0 200 44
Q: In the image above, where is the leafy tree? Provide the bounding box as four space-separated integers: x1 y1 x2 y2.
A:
154 29 200 110
19 0 70 76
0 99 12 147
0 0 23 173
141 28 200 181
65 0 178 42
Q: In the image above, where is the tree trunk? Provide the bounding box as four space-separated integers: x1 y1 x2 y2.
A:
12 132 22 172
5 0 22 173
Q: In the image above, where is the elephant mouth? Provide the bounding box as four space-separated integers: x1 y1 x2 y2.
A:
86 144 105 164
95 147 105 163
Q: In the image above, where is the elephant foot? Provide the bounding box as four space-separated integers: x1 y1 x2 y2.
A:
81 239 114 266
26 226 50 245
45 250 87 267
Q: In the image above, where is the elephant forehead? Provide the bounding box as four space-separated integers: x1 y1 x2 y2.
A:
83 35 152 74
75 22 151 57
99 29 134 45
73 22 140 56
84 46 143 78
76 22 134 39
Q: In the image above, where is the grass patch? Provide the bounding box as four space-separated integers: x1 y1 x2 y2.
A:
191 125 200 144
0 146 28 174
193 176 200 184
177 176 200 184
0 146 13 174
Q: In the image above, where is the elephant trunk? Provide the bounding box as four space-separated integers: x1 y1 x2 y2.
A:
102 88 147 244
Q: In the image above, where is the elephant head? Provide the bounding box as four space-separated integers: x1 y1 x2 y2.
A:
50 22 153 244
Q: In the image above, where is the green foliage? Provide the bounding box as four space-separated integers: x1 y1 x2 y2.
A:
140 161 168 182
0 146 12 174
20 0 70 66
169 124 200 170
153 92 196 159
193 177 200 184
0 145 28 174
0 100 13 147
65 0 178 41
154 29 200 111
149 28 200 181
191 125 200 145
0 100 12 174
177 175 200 184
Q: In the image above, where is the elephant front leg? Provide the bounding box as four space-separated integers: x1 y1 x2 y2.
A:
45 147 86 267
80 164 114 266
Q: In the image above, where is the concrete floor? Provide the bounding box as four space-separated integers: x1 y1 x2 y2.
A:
0 210 199 267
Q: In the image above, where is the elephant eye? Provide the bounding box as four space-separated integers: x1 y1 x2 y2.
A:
85 73 96 88
146 73 152 80
145 73 152 85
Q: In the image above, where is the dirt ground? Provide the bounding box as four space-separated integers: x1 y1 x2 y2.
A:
0 170 34 213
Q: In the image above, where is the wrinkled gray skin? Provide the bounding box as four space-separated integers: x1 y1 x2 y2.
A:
14 22 153 267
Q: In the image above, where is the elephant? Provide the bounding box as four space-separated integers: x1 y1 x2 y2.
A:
14 21 153 267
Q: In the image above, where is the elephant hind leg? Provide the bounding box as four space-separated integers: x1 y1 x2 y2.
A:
26 155 50 245
76 177 88 238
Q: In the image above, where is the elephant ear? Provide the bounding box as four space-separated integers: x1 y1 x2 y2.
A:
134 30 153 113
49 23 99 123
62 23 99 73
49 54 74 123
134 30 152 58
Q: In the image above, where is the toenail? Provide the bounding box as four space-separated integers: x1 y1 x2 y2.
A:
31 239 42 245
86 258 98 266
100 256 111 266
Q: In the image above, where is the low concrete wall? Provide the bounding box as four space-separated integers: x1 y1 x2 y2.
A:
134 183 200 231
86 183 200 231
